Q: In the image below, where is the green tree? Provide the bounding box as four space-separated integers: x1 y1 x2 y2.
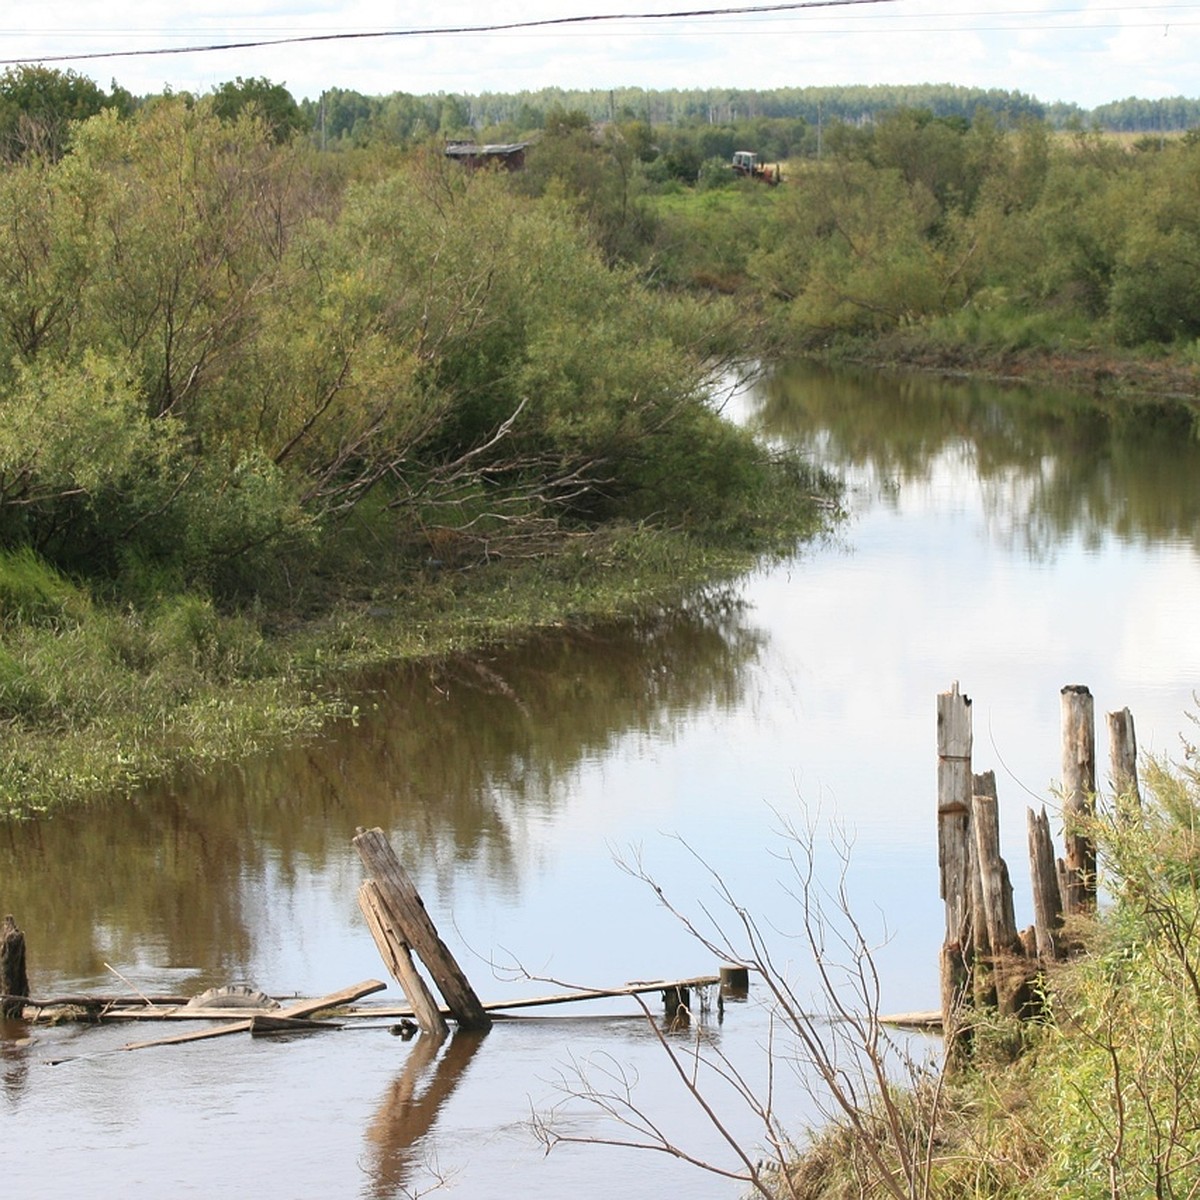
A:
209 77 308 142
0 65 114 160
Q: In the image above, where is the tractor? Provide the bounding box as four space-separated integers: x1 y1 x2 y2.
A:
730 150 781 185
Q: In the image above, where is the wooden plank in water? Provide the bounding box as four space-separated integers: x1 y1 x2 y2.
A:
119 979 386 1052
343 975 723 1018
879 1010 943 1030
250 1014 343 1035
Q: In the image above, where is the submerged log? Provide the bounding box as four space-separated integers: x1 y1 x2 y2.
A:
250 1014 343 1035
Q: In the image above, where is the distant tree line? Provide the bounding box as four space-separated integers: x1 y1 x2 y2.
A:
2 64 1198 165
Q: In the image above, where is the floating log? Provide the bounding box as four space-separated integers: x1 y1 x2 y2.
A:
1061 684 1097 914
879 1010 943 1031
353 827 491 1032
1 915 29 1019
346 976 724 1019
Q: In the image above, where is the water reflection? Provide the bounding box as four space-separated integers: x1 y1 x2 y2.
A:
0 591 765 984
754 362 1200 558
364 1031 486 1199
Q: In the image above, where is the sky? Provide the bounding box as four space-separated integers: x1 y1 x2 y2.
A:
3 2 1198 112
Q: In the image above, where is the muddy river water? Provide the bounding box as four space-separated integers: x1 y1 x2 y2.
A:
5 362 1200 1198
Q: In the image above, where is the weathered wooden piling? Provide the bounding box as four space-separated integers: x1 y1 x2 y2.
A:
1061 685 1097 914
353 827 491 1034
1107 706 1141 810
1027 805 1064 961
719 964 750 996
358 878 448 1038
937 683 974 1052
1 915 29 1019
972 771 1020 958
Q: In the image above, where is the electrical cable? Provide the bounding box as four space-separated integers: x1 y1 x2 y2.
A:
0 0 902 68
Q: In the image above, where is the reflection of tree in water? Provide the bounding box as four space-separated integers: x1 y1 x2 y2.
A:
753 362 1200 558
363 1031 486 1200
0 590 763 982
0 787 257 985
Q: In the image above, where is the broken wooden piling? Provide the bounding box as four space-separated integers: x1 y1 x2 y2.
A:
936 683 974 1054
1061 684 1097 914
1107 706 1140 810
353 827 491 1034
1027 806 1064 961
1 915 28 1019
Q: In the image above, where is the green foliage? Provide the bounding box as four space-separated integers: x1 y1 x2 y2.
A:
208 76 308 142
0 65 120 161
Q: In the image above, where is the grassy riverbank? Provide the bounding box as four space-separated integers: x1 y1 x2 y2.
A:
0 101 844 818
0 478 836 820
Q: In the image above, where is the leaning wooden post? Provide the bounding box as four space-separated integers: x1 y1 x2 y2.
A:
937 683 974 1051
1027 806 1064 961
0 915 29 1019
353 828 491 1032
358 879 448 1038
1060 685 1097 914
1107 707 1141 812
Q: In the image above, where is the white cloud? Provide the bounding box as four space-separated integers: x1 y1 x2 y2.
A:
4 1 1199 109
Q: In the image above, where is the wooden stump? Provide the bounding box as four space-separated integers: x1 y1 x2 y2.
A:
1 915 29 1019
719 965 749 996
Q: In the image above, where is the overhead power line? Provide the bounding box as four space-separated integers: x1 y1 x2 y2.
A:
0 0 901 68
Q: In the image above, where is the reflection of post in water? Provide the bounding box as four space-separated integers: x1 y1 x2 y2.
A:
0 1033 31 1103
363 1030 486 1200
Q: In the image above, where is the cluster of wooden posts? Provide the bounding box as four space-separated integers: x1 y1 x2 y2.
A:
936 682 1139 1058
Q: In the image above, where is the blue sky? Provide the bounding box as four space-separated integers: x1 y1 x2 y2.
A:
5 2 1198 110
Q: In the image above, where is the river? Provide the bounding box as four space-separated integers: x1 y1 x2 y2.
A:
4 362 1200 1199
